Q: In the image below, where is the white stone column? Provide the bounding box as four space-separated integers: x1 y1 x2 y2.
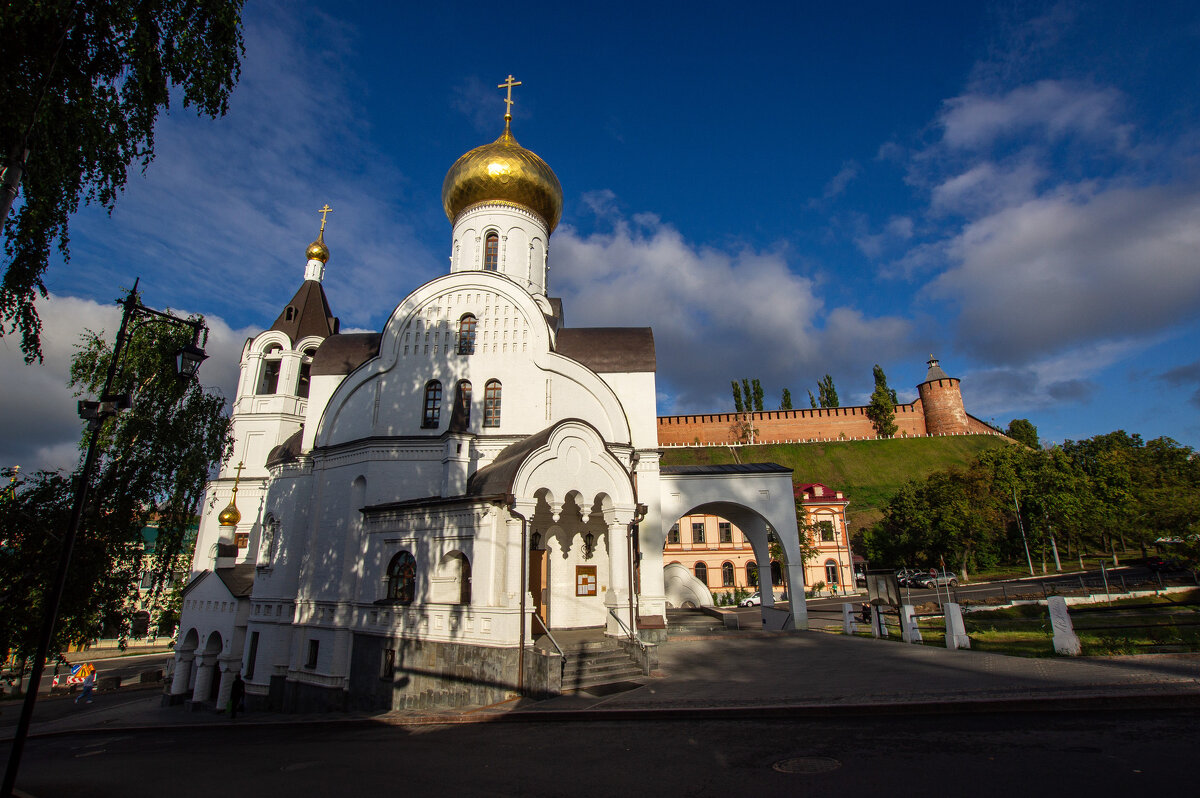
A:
944 602 970 650
190 655 215 703
842 603 857 635
1048 596 1081 655
170 651 195 696
504 516 523 610
900 604 922 643
870 605 888 638
785 562 807 630
215 658 238 711
605 521 632 637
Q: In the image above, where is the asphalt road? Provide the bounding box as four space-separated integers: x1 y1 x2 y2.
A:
5 709 1196 797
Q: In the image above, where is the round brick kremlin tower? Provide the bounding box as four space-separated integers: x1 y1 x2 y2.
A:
917 355 970 435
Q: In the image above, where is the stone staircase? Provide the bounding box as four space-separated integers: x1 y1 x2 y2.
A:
667 607 730 635
561 638 644 692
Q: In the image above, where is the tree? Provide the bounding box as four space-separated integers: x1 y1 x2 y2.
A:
1 2 246 361
0 310 232 662
1006 418 1040 449
780 388 792 410
866 364 897 437
731 380 744 413
751 378 764 412
817 374 839 408
808 390 818 409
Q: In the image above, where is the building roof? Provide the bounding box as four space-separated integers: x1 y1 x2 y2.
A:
660 463 793 476
555 327 656 373
269 279 339 343
215 564 257 598
922 356 951 383
795 482 848 503
465 426 558 497
310 332 382 376
266 429 303 467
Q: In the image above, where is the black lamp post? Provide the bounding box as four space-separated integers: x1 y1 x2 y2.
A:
2 280 207 798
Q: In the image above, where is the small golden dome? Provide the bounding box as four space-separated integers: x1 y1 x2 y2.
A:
306 233 329 263
218 500 241 527
442 124 563 232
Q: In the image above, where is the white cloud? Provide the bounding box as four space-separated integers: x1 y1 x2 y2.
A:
930 159 1045 216
551 211 913 413
927 183 1200 363
854 215 914 259
938 80 1129 151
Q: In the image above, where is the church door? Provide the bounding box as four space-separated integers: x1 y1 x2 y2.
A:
529 549 549 626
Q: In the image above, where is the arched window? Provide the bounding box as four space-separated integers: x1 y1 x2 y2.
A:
260 515 279 566
771 561 783 586
387 551 416 604
422 380 442 428
457 314 477 355
721 561 734 587
825 559 840 585
483 380 501 427
434 551 471 604
449 380 471 431
297 347 316 398
694 562 708 585
484 232 499 270
747 561 758 587
257 343 282 395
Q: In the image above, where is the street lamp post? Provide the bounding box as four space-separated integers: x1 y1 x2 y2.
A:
2 280 207 798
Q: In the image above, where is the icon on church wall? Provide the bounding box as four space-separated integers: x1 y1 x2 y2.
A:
576 566 597 596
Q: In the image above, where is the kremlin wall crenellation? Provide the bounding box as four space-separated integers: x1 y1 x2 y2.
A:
657 358 1004 446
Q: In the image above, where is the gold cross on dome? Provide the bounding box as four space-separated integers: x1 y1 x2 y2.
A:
498 74 522 119
317 204 333 234
231 460 245 489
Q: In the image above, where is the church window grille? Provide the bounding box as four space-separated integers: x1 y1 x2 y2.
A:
722 562 735 586
818 520 835 542
305 640 319 669
422 381 442 428
483 380 501 427
484 233 499 270
387 551 416 603
691 522 705 544
457 314 477 354
719 522 732 544
667 524 680 545
694 562 708 584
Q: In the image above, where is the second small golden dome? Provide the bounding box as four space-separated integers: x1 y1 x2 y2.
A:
306 234 329 263
218 501 241 527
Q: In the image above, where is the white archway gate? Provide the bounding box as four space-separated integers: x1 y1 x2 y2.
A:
659 464 808 630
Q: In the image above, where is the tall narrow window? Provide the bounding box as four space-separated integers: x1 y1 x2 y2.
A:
422 380 442 429
484 232 499 270
818 520 835 542
296 347 316 398
718 521 732 544
691 522 705 544
667 524 680 545
387 551 417 604
258 344 282 394
747 561 758 587
722 562 735 586
449 380 471 431
483 380 501 427
457 314 477 355
694 562 708 585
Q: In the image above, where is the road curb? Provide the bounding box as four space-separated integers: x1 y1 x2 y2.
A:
6 687 1200 740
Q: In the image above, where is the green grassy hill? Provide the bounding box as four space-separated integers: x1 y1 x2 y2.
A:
660 435 1013 528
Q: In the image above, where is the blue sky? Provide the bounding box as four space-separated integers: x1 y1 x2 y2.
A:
3 0 1200 472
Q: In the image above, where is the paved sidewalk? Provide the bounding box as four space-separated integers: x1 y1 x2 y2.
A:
4 630 1199 739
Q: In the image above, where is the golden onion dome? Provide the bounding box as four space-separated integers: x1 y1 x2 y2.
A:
218 500 241 527
442 123 563 232
306 232 330 263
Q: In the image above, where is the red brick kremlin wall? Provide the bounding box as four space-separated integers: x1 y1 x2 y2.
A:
658 382 1000 446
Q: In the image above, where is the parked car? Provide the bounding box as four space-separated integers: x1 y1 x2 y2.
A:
738 591 783 607
913 570 958 588
895 568 922 586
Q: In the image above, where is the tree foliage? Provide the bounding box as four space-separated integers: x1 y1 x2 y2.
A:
0 1 245 361
731 380 744 413
1006 418 1040 449
866 364 897 437
0 311 232 662
751 378 764 412
817 374 839 408
855 432 1200 579
780 388 792 411
808 389 818 409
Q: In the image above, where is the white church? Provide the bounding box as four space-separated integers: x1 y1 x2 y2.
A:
169 79 808 713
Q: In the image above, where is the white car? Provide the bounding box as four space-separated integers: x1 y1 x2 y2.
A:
738 591 783 607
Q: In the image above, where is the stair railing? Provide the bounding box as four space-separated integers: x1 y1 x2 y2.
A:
531 613 567 681
608 608 647 652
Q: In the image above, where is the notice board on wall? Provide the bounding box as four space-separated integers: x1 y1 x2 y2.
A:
576 566 597 596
